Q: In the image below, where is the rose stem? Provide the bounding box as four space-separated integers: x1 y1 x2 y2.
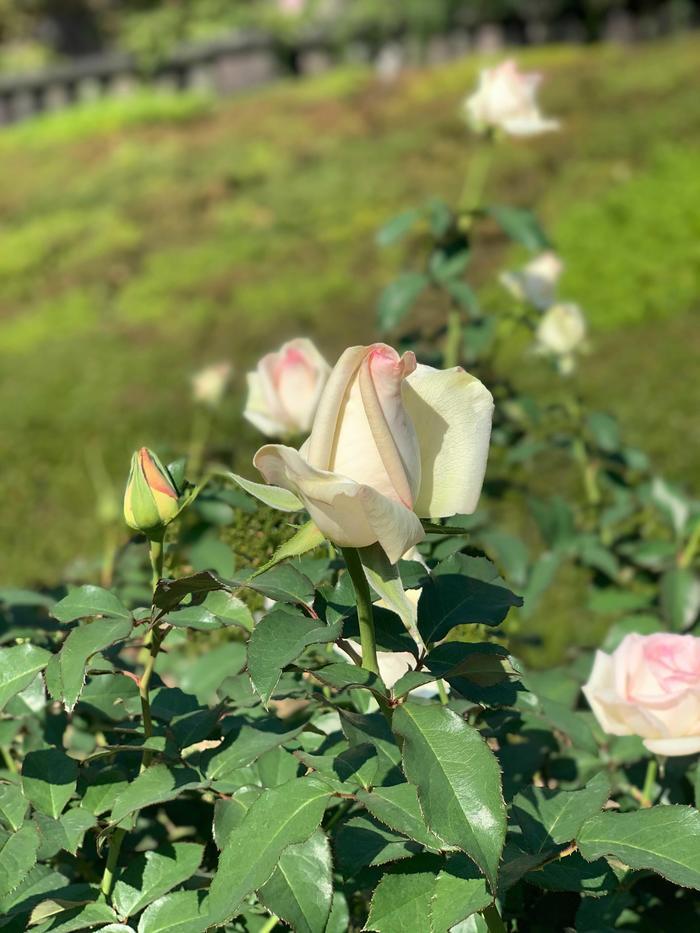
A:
340 548 379 675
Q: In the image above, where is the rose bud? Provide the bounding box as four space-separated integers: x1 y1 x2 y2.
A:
244 338 331 438
252 343 493 564
123 447 180 537
583 632 700 757
464 59 559 138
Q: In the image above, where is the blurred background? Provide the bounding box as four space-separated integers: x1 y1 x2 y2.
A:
0 0 698 617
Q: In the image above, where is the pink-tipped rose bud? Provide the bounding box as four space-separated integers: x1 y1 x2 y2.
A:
123 447 180 538
583 632 700 757
244 338 331 438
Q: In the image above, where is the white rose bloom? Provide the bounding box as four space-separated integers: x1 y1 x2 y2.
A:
464 59 559 137
191 362 232 407
535 302 587 374
252 343 493 564
500 251 563 310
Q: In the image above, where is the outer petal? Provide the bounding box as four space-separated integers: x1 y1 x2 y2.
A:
243 372 290 437
305 346 367 469
403 364 493 518
644 736 700 757
274 338 330 433
254 445 424 564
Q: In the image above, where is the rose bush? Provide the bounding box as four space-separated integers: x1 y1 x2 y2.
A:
252 343 493 562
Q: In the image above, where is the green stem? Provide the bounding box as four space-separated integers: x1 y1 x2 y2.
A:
139 631 162 771
443 308 463 369
679 521 700 569
100 826 126 898
1 746 17 774
341 548 379 675
458 133 495 220
641 758 658 808
149 533 165 592
436 679 449 706
482 902 507 933
187 407 213 481
100 526 118 588
258 915 280 933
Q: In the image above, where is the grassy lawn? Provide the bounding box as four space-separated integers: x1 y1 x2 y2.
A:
1 34 699 586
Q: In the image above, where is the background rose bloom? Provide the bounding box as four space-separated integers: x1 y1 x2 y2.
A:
244 338 330 438
464 59 559 137
253 343 493 563
534 302 587 373
191 361 232 408
500 251 564 310
583 632 700 756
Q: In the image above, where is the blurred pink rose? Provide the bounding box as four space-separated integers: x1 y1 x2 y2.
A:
244 338 330 438
253 343 493 563
464 60 559 137
583 633 700 756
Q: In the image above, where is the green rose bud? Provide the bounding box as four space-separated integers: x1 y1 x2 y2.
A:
124 447 180 538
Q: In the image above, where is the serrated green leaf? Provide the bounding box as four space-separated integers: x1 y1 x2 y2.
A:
0 782 28 831
113 842 204 919
79 766 129 816
512 772 610 855
0 863 69 920
334 814 421 877
247 605 341 703
432 853 492 931
486 204 549 251
365 858 436 933
34 808 95 859
45 617 133 711
356 783 445 851
137 890 208 933
178 641 246 703
525 850 617 895
200 590 254 632
312 662 388 700
578 805 700 890
30 901 119 933
417 555 522 643
110 765 202 825
255 521 325 576
376 208 421 248
660 567 700 631
297 743 378 791
258 830 333 933
203 718 305 784
206 776 332 925
0 643 52 712
0 822 39 899
392 702 506 890
22 748 77 819
213 788 262 850
377 272 429 331
51 586 131 623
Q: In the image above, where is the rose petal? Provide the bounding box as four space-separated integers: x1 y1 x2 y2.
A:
403 364 493 518
254 444 424 563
